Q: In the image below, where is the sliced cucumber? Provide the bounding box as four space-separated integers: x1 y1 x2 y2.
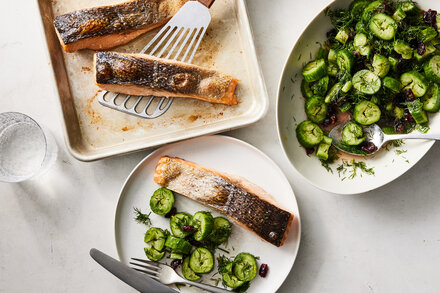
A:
422 83 440 113
352 70 381 95
301 79 314 99
335 29 350 44
337 50 354 73
150 187 174 215
144 247 165 261
170 212 193 238
383 76 401 93
316 47 329 60
192 211 214 242
339 102 352 113
305 96 328 124
407 99 429 124
302 59 327 82
325 82 342 103
144 227 166 251
422 27 438 43
392 7 406 22
311 76 329 96
372 54 390 78
369 13 397 41
353 33 371 57
342 80 353 93
400 71 428 98
394 40 413 60
399 1 416 12
414 44 436 61
328 49 337 63
424 55 440 84
322 135 333 145
182 257 201 281
189 248 214 274
296 121 324 148
316 142 331 161
170 252 184 260
222 263 245 289
362 1 382 21
209 217 232 244
342 122 366 146
327 63 339 77
388 56 399 71
393 107 405 119
353 101 381 125
233 253 257 282
165 236 192 255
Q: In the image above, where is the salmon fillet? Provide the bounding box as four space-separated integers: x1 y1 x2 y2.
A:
53 0 190 52
154 156 294 247
94 52 238 105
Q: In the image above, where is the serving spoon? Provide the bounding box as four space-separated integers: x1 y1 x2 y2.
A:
329 121 440 156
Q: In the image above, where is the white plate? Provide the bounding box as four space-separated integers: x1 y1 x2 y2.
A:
114 135 301 292
277 0 440 195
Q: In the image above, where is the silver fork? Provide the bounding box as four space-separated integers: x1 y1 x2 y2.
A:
98 0 215 119
130 257 231 293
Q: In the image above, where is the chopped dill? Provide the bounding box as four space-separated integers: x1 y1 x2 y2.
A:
337 160 374 180
395 149 407 155
133 207 152 226
217 255 232 274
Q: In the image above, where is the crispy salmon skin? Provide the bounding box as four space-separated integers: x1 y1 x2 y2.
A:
154 156 293 247
94 52 238 105
53 0 190 52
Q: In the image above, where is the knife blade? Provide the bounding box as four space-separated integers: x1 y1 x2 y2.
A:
90 248 176 293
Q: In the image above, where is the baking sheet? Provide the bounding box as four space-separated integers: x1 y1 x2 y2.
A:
39 0 268 161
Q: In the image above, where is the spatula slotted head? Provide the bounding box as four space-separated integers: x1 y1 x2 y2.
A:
98 1 212 119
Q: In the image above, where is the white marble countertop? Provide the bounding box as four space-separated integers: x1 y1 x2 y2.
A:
1 0 440 292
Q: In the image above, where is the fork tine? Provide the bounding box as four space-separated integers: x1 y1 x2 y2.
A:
133 268 161 280
129 262 160 274
181 27 201 63
131 257 161 268
187 27 206 63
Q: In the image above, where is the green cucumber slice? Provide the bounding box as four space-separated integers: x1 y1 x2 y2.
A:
150 187 174 215
170 212 193 238
301 79 314 99
342 122 366 146
353 33 371 57
407 99 429 124
328 49 337 63
339 102 352 113
352 70 381 95
388 56 399 71
311 76 329 96
316 142 331 161
296 121 324 148
144 227 166 251
165 236 192 254
422 83 440 113
335 29 350 44
424 55 440 84
353 101 381 125
222 263 245 289
316 47 329 60
233 253 257 282
325 82 342 103
144 247 165 261
383 76 401 93
305 96 328 124
302 59 327 82
362 1 382 21
342 81 353 93
400 71 429 98
421 27 438 43
392 7 406 22
189 248 214 274
399 1 416 12
322 135 332 145
394 40 413 59
327 63 339 77
372 54 390 78
182 257 201 281
337 50 354 73
209 217 232 244
394 107 405 119
414 44 436 61
192 211 214 242
369 13 397 41
170 252 184 260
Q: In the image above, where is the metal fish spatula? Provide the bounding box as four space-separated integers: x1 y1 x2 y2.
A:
98 0 215 119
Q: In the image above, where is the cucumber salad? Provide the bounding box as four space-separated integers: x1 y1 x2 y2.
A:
297 0 440 159
134 187 267 292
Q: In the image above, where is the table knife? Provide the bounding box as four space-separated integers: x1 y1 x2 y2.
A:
90 248 176 293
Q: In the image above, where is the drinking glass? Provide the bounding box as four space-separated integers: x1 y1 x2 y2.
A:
0 112 57 182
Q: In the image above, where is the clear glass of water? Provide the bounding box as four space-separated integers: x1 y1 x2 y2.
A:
0 112 57 183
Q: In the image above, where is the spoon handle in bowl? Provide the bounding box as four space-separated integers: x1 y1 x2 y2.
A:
384 133 440 142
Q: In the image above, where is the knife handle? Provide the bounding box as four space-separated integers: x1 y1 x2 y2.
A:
198 0 215 8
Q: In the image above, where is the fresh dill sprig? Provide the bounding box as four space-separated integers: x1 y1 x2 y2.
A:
336 160 375 180
395 149 407 155
133 207 152 226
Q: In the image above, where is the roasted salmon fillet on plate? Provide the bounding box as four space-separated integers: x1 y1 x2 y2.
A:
154 156 294 247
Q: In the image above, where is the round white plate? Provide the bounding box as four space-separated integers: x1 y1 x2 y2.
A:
277 0 440 194
114 135 301 292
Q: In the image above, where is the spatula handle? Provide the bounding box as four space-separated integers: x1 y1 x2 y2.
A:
198 0 215 8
